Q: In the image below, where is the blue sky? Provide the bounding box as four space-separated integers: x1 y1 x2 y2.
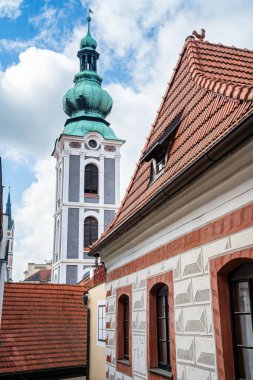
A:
0 0 89 208
1 0 253 280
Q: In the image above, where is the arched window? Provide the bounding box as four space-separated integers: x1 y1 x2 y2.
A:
117 294 130 361
85 164 98 194
229 263 253 379
147 274 174 377
83 217 98 248
156 285 170 371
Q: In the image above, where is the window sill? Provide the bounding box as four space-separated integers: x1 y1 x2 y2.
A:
84 193 99 198
117 359 130 366
149 368 173 379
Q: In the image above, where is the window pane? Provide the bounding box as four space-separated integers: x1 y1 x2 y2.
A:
234 315 253 347
237 348 253 379
156 285 170 369
157 296 166 318
233 282 251 313
84 217 98 247
123 297 129 359
158 341 167 365
124 338 129 358
158 318 167 340
85 164 98 193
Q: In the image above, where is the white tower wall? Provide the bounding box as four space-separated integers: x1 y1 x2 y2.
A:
52 132 123 284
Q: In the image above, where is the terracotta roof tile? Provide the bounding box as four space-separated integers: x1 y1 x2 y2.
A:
90 37 253 252
0 283 86 374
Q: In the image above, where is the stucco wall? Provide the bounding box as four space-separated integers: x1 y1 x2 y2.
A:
89 282 106 380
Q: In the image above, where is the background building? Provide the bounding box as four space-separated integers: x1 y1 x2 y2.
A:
0 158 8 325
52 14 124 285
5 188 14 282
23 260 52 283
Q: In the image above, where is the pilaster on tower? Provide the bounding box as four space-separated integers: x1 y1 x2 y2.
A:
52 12 124 284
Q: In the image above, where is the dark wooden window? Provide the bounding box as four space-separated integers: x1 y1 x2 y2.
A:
229 263 253 380
123 297 129 360
156 285 171 371
98 304 106 342
84 164 98 194
83 217 98 247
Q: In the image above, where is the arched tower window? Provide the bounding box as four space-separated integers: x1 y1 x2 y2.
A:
83 216 98 248
229 262 253 379
84 164 98 194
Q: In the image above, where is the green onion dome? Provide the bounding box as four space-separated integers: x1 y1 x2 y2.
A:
61 12 123 142
63 71 113 119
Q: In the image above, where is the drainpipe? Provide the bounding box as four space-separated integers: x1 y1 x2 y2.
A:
82 292 90 380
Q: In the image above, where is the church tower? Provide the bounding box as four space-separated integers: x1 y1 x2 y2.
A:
5 187 14 282
52 13 124 284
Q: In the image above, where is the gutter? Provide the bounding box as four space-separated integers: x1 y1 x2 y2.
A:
89 112 253 255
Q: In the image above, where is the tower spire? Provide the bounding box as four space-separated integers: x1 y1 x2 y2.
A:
5 186 12 230
62 12 122 141
87 8 93 33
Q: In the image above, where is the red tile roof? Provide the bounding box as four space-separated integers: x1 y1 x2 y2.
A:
23 268 52 283
0 283 87 375
90 36 253 252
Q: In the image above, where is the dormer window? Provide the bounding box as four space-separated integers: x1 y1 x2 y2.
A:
140 112 182 184
151 149 167 181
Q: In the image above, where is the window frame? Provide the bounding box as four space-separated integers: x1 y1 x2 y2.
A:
84 163 99 194
123 297 130 360
147 271 176 379
229 263 253 379
83 216 98 248
116 285 132 377
210 249 253 380
156 285 171 371
97 301 106 346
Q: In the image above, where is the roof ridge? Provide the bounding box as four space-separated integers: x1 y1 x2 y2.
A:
5 282 84 289
186 39 253 101
197 39 253 54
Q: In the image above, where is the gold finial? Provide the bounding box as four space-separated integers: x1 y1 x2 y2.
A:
192 28 205 41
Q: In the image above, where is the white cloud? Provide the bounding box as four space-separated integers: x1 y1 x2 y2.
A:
3 0 253 280
13 158 55 281
0 47 77 158
0 0 23 19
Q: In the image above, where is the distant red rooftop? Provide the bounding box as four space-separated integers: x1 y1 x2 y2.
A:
23 268 52 283
0 283 87 378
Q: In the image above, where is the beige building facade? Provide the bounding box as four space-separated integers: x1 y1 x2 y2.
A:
89 280 106 380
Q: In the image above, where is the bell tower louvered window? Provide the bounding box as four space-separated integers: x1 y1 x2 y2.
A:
84 164 98 194
83 217 98 248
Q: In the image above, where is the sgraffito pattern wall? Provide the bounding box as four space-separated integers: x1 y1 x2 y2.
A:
105 221 253 380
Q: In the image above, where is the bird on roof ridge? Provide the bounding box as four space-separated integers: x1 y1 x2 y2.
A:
192 28 205 41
